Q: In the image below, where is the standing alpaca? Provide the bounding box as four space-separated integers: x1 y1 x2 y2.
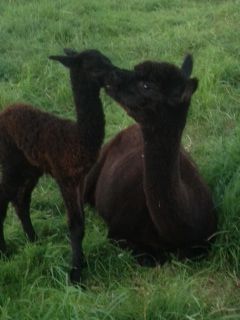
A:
0 49 112 283
85 55 217 263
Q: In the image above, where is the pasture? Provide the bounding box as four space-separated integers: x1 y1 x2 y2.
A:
0 0 240 319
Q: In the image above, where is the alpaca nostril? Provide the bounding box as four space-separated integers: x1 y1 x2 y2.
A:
104 71 116 88
105 67 130 89
106 69 122 87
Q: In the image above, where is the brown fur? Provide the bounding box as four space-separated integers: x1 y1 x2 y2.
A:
85 55 217 264
0 49 112 283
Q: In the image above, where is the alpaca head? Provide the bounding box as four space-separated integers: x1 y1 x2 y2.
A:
49 49 113 86
105 55 198 128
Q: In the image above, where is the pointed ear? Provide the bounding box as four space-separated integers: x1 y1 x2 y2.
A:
181 77 198 102
49 55 76 68
181 54 193 78
63 48 78 56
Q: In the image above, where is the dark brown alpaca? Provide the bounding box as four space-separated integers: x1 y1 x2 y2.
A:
0 49 112 283
85 55 217 264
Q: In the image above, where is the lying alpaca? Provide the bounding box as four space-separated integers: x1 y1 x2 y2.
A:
0 49 112 283
85 55 217 263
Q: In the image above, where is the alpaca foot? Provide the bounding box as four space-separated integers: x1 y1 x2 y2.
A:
135 251 167 267
27 231 38 243
69 267 82 285
135 253 158 267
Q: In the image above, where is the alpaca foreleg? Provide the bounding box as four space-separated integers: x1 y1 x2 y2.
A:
59 182 85 284
69 209 85 284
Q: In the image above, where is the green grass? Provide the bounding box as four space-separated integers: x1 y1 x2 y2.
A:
1 0 240 319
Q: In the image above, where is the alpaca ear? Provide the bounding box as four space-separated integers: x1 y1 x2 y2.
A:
181 77 198 102
181 54 193 78
63 48 78 56
49 55 76 68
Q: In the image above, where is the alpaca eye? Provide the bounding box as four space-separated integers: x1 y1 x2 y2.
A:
139 81 154 92
143 83 149 89
139 82 150 90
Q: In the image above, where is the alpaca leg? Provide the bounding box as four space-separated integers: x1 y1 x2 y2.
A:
0 189 9 253
133 247 166 267
107 231 166 267
0 148 38 249
11 175 40 242
0 166 19 252
59 182 85 284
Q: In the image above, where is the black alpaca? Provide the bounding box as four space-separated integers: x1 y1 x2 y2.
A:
0 49 112 283
85 55 217 263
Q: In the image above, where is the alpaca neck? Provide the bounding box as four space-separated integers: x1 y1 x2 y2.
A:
70 71 105 155
141 118 190 243
142 124 182 197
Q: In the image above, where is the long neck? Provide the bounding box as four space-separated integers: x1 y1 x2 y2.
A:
70 70 105 156
142 124 183 198
141 112 189 243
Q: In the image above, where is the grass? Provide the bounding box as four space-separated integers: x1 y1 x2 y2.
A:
0 0 240 319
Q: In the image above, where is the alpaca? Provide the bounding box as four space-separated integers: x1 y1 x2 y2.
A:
0 49 112 283
84 55 217 264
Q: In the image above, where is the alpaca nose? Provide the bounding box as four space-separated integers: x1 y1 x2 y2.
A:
104 70 118 89
107 69 121 85
106 67 131 88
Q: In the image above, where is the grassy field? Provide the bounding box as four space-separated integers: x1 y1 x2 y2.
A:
0 0 240 319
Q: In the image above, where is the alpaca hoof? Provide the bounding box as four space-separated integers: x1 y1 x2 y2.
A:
69 267 82 285
136 254 158 267
28 233 38 242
